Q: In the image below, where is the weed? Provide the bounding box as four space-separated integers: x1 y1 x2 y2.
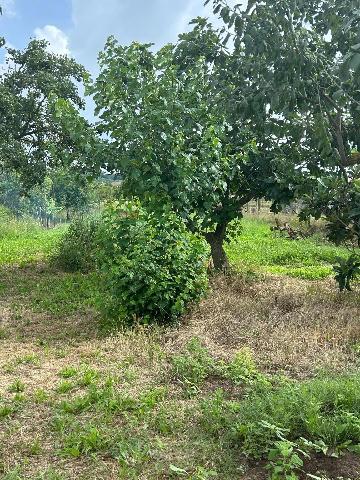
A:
8 379 25 393
221 347 268 386
56 380 76 394
77 367 99 387
2 466 23 480
58 366 78 378
27 438 42 455
152 404 182 435
62 424 107 457
172 338 216 395
33 469 67 480
0 327 8 339
33 388 49 403
0 404 15 419
15 353 40 365
266 437 305 480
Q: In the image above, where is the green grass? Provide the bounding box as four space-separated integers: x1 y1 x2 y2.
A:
0 270 98 316
227 217 351 279
3 341 360 479
0 209 66 266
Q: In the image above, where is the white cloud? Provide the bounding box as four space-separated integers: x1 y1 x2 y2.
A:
1 0 16 18
34 25 70 56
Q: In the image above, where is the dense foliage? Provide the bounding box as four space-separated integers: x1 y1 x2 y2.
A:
51 216 99 273
91 22 288 269
209 0 360 263
0 170 103 225
96 200 210 325
0 40 100 189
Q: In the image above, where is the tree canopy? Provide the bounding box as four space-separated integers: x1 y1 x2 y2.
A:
209 0 360 245
0 40 100 190
91 19 292 268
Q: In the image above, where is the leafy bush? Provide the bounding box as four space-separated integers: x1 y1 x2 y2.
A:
51 217 99 273
333 254 360 291
97 201 210 325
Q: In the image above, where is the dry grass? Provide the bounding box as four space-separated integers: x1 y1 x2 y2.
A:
1 267 360 479
170 275 360 377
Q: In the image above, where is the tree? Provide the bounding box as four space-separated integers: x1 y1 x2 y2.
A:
0 40 99 190
209 0 360 245
91 22 288 269
0 169 95 224
51 169 92 220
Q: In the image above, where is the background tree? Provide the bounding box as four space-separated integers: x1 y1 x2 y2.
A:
0 169 96 225
51 169 92 221
0 40 100 190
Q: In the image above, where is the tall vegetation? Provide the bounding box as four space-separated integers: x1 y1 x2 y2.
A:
96 200 209 325
91 21 290 269
0 40 100 190
209 0 360 246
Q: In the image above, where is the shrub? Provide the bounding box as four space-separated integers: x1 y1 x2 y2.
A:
172 338 216 396
51 216 99 273
97 200 209 325
333 254 360 291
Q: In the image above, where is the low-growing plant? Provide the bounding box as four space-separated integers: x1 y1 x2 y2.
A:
333 254 360 292
8 379 25 393
56 381 76 394
51 216 99 273
33 388 49 404
266 437 304 480
58 366 78 379
172 338 216 395
26 438 42 456
62 424 107 457
97 200 210 325
221 347 268 386
200 373 360 479
0 404 15 419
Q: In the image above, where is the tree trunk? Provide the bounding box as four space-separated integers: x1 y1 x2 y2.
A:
205 222 229 271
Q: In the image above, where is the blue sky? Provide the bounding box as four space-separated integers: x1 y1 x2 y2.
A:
0 0 234 75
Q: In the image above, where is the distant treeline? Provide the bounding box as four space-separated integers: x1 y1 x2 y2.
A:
0 170 118 227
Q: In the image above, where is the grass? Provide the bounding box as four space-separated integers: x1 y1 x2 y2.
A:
1 213 360 479
0 209 66 266
227 217 351 280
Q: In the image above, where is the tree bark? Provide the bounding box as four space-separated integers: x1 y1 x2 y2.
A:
205 222 229 271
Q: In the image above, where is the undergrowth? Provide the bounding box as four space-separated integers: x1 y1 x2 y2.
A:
2 339 360 479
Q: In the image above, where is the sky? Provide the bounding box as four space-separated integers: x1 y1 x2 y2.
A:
0 0 235 75
0 0 241 119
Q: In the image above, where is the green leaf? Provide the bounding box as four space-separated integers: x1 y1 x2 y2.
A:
332 89 343 101
169 464 188 475
349 52 360 70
